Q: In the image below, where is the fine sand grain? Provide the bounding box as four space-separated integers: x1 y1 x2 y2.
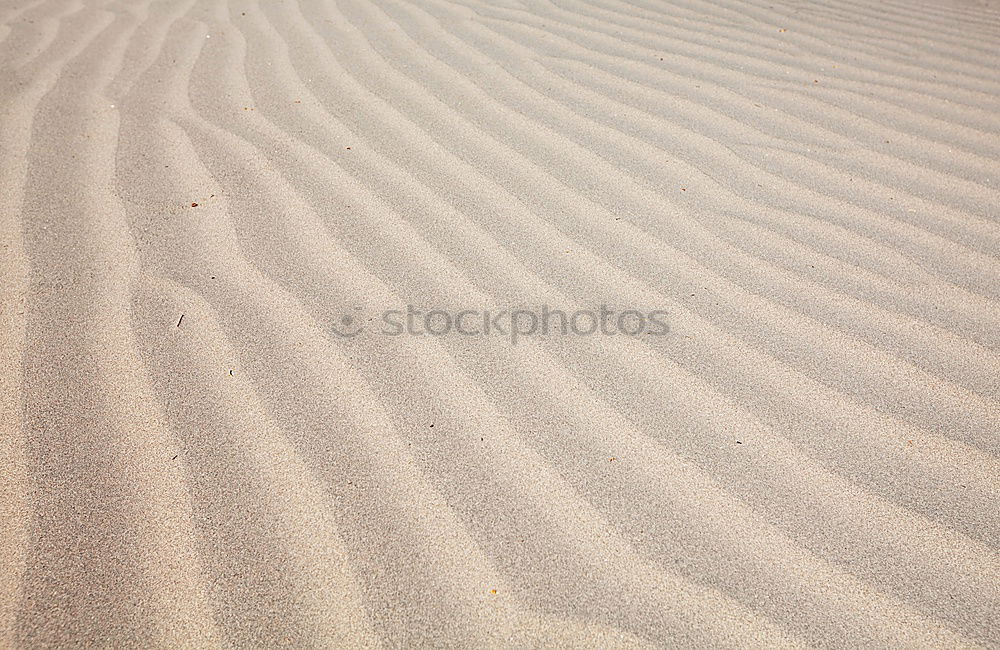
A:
1 0 999 646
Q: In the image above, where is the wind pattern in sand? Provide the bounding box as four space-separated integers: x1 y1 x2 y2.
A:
1 0 998 646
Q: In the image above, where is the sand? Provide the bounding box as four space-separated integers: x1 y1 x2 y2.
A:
1 0 998 646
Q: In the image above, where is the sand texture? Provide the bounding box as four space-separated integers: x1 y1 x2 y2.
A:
1 0 999 646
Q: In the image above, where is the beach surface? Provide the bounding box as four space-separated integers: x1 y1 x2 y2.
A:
1 0 999 646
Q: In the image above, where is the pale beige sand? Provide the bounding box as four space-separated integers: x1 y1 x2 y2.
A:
1 0 999 646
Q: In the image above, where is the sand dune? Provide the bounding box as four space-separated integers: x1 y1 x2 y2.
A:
2 0 998 646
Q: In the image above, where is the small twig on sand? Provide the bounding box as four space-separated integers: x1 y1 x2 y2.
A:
177 314 184 328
